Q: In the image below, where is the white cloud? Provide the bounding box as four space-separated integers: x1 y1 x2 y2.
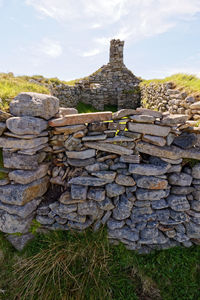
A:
25 0 200 54
82 48 100 57
38 38 63 58
0 0 3 7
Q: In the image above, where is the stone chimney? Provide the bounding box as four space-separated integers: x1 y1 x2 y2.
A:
109 39 124 67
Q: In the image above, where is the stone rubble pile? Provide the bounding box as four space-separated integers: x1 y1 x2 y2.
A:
0 92 200 253
141 82 200 120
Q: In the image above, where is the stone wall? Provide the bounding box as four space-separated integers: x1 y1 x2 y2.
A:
1 92 200 253
141 82 200 120
51 39 141 111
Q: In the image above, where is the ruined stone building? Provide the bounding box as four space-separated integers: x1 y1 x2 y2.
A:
52 39 141 110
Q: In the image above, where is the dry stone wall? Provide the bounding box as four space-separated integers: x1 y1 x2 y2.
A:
1 92 200 253
141 82 200 120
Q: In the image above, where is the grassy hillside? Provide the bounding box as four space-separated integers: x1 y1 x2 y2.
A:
141 73 200 95
0 73 50 111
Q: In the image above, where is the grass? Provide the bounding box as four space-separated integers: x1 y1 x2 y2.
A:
141 73 200 95
77 101 117 113
0 73 50 111
0 228 200 300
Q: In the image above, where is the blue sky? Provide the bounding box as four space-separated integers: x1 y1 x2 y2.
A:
0 0 200 81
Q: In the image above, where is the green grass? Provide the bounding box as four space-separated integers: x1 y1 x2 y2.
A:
76 101 117 113
0 73 50 111
141 73 200 95
0 228 200 300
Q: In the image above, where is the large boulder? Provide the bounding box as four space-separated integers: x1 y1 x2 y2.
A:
6 116 48 135
10 92 59 120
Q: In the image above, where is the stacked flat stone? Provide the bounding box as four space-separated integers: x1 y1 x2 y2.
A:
141 82 200 120
33 107 200 253
51 39 140 111
0 92 59 238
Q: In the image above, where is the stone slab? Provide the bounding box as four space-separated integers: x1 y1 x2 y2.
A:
3 151 46 170
0 176 49 205
128 122 170 137
6 116 48 135
49 112 112 126
0 136 48 150
84 142 133 155
8 164 49 184
135 141 200 160
66 149 96 160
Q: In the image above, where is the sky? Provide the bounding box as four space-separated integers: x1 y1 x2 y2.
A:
0 0 200 81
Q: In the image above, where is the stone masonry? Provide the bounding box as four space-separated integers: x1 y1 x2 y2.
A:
1 92 200 253
52 39 141 111
141 81 200 120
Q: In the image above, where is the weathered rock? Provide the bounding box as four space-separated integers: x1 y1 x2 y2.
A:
129 163 169 176
167 164 182 173
142 135 166 146
64 136 81 151
135 141 200 160
88 188 105 201
6 116 48 135
88 122 108 132
152 199 168 209
190 101 200 109
103 136 135 143
84 142 133 155
36 215 55 225
0 122 6 136
112 195 133 220
0 109 11 121
135 176 168 189
49 112 112 126
4 131 48 139
168 173 192 186
108 226 139 242
0 178 10 186
101 211 112 224
8 164 49 184
173 132 197 149
59 191 84 204
82 135 107 141
161 114 188 125
0 136 48 150
85 163 109 172
10 92 59 120
71 184 88 200
6 233 35 251
128 122 170 137
3 151 46 170
97 197 114 210
55 107 78 117
107 218 125 230
18 143 49 155
91 171 116 181
0 198 42 218
136 108 162 118
53 124 86 134
115 174 135 186
192 163 200 179
171 186 194 195
69 176 110 186
67 158 95 167
78 201 101 218
130 114 155 123
0 210 34 233
106 183 125 198
170 210 188 222
161 157 182 164
186 222 200 238
66 149 95 160
0 176 49 205
119 155 140 164
167 195 190 211
141 228 158 239
112 109 137 119
190 201 200 211
136 188 169 201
